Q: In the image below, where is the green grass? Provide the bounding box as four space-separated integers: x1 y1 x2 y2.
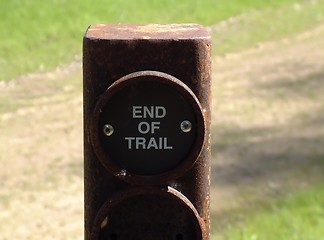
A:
212 184 324 240
213 0 324 55
0 0 308 81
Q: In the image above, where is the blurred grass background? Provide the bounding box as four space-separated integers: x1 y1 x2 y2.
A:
0 0 324 239
1 0 322 81
215 184 324 239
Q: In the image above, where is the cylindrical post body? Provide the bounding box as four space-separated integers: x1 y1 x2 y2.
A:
83 24 211 240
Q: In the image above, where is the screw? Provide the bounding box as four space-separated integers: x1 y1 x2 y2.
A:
180 120 192 133
100 217 108 229
103 124 114 136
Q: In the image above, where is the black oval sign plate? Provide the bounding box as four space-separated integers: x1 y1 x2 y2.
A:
92 71 205 177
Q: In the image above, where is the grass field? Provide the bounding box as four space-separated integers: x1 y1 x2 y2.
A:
0 0 324 239
213 184 324 240
1 0 323 81
209 22 324 238
212 0 324 54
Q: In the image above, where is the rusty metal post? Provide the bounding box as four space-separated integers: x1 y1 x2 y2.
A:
83 24 211 240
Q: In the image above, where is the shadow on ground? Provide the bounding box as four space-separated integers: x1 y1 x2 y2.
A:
210 54 324 204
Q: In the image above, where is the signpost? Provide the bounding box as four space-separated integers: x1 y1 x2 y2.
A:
83 24 211 240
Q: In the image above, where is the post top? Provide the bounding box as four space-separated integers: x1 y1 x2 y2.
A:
85 24 210 40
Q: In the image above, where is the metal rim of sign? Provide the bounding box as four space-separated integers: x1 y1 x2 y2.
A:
90 186 205 240
90 70 206 185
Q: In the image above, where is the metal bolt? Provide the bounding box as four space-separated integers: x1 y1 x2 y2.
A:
180 120 192 133
100 217 108 229
103 124 114 136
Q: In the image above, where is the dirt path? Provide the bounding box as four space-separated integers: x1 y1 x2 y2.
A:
1 24 324 239
210 24 324 221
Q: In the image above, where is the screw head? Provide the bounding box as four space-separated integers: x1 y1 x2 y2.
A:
100 217 109 229
180 120 192 133
103 124 114 136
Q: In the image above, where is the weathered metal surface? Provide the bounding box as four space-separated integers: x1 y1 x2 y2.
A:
91 187 206 240
83 24 211 240
90 71 205 184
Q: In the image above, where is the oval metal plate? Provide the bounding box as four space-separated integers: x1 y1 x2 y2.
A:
91 71 205 182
